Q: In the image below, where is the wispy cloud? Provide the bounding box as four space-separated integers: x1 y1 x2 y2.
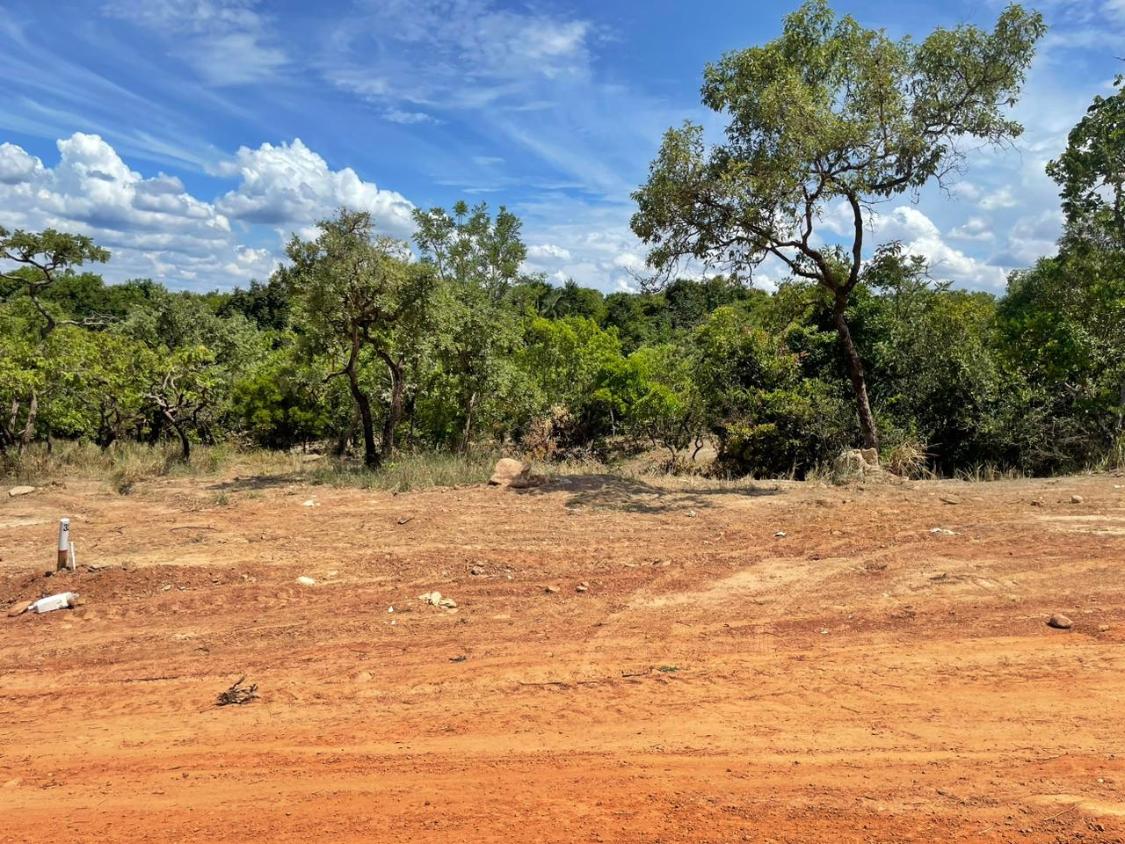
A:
101 0 286 85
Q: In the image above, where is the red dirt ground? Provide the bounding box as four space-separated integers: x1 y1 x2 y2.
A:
2 469 1124 842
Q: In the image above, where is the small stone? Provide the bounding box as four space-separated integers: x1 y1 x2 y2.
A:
1047 614 1073 630
295 576 317 587
439 597 457 609
576 582 589 593
7 600 33 617
929 527 956 536
1030 499 1043 506
544 585 559 594
7 485 35 497
418 591 442 605
1098 624 1110 633
774 530 786 538
302 499 317 507
1070 494 1084 504
470 565 484 576
939 495 961 505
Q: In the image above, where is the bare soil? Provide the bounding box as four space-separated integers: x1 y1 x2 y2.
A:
2 469 1124 842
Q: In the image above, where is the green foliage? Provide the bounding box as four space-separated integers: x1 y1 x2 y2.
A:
0 36 1119 482
631 0 1044 450
1047 76 1124 248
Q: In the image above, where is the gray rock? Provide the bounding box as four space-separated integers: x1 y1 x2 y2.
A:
1047 614 1073 630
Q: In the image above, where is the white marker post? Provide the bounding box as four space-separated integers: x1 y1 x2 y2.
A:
57 518 70 572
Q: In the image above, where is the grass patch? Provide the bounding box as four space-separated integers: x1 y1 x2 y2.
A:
308 451 499 492
0 441 303 492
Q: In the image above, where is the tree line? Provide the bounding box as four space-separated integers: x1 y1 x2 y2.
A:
1 1 1121 478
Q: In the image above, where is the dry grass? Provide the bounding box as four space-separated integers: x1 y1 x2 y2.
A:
0 442 303 493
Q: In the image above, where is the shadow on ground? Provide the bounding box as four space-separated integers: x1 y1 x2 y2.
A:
519 474 782 514
208 474 308 493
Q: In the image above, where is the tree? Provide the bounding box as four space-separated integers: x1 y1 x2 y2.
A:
631 0 1044 450
146 345 218 462
1047 75 1124 249
0 228 110 337
287 210 429 468
0 228 110 451
413 201 528 449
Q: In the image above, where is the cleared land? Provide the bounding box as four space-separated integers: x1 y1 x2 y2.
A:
1 468 1124 842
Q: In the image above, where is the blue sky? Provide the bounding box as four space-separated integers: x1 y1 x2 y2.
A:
0 0 1122 292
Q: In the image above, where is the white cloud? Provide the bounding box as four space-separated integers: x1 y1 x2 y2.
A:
866 206 1007 288
820 202 1008 289
213 139 415 237
526 243 571 261
101 0 285 85
611 252 646 272
0 132 412 290
979 186 1019 210
0 142 43 184
324 0 593 111
949 217 994 242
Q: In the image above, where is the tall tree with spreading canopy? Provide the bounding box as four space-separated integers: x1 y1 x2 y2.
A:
631 0 1045 449
286 210 431 468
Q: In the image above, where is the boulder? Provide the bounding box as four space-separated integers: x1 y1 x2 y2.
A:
489 458 529 487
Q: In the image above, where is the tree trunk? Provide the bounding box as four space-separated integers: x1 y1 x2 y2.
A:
833 300 879 451
17 390 38 455
459 390 477 454
333 409 358 458
380 359 405 461
346 367 379 469
163 411 190 462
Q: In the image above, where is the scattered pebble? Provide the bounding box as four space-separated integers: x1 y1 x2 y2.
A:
929 527 956 536
7 599 33 617
1098 624 1110 633
1070 494 1084 504
302 499 318 508
774 531 787 538
470 565 484 576
939 495 961 505
544 585 560 594
576 582 589 593
295 576 317 587
1047 614 1073 630
7 485 35 497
